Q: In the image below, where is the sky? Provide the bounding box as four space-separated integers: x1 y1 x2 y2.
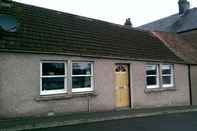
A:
14 0 197 27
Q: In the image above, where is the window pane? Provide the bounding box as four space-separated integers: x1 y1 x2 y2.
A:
146 76 157 86
42 77 64 91
162 65 172 75
162 76 171 85
145 65 157 75
72 76 91 88
42 63 64 76
72 63 91 75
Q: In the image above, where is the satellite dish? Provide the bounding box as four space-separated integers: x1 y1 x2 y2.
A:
0 14 17 32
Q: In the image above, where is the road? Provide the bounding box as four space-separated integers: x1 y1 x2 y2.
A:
30 112 197 131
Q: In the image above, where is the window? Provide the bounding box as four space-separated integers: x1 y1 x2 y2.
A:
162 64 174 87
40 62 67 95
145 64 159 88
40 61 95 96
72 62 94 92
145 64 174 89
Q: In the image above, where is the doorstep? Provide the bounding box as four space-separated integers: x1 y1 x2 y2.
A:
1 106 197 131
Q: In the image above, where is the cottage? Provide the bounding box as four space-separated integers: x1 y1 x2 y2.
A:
0 1 191 118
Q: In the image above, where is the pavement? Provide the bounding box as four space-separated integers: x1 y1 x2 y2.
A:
32 111 197 131
1 106 197 131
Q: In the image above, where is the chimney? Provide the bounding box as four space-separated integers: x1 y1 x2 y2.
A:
178 0 190 15
124 18 132 27
0 0 13 9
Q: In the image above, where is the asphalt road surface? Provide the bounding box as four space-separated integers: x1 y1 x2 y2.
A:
30 112 197 131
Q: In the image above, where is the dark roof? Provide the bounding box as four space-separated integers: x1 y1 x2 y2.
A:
0 2 184 63
152 31 197 64
139 8 197 33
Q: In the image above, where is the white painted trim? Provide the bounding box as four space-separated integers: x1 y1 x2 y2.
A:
71 62 94 92
41 75 65 78
161 64 174 88
40 61 67 96
71 75 93 77
146 85 160 89
145 64 160 88
162 84 174 88
40 89 67 96
146 75 158 77
72 87 93 93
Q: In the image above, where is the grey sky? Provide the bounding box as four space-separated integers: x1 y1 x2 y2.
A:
15 0 197 27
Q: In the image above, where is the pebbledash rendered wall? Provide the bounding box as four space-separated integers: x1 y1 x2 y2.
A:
0 53 190 118
131 61 190 108
0 53 116 118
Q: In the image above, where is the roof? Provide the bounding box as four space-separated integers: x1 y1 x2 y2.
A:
0 2 184 63
179 29 197 49
152 31 197 64
139 8 197 33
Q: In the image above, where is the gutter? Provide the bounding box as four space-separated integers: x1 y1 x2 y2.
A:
0 49 187 64
177 28 197 34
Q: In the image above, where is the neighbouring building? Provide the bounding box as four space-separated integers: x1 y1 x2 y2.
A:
138 0 197 106
0 1 191 118
138 0 197 49
139 0 197 33
151 31 197 105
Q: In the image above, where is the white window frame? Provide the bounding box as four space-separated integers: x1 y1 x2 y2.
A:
161 64 174 88
40 61 67 95
145 64 160 89
71 62 94 93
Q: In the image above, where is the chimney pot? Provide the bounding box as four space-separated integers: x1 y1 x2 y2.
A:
124 18 132 27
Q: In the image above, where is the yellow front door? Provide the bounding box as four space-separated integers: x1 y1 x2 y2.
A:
114 64 130 108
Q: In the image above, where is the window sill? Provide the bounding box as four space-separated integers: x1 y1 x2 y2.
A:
144 87 176 93
34 91 97 102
